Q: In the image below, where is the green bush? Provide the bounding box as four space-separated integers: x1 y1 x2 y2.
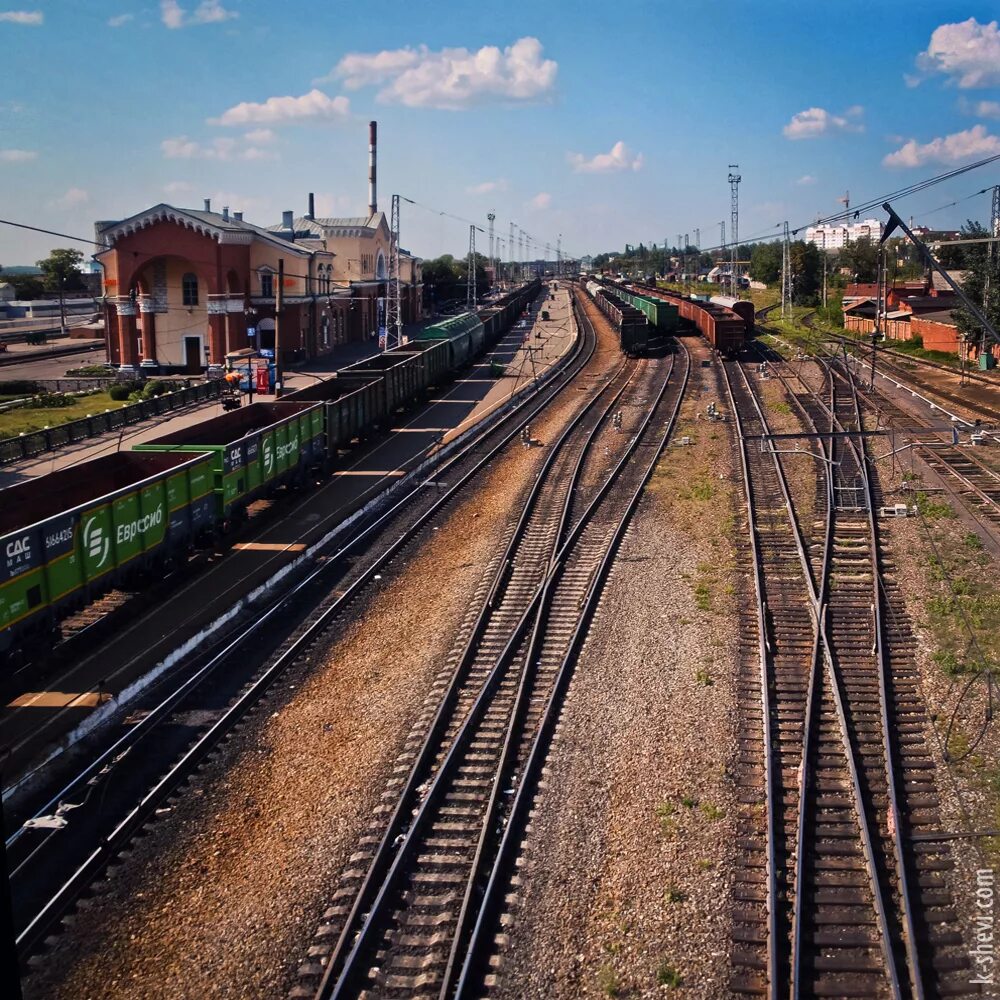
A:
29 393 74 409
142 379 170 399
108 381 141 401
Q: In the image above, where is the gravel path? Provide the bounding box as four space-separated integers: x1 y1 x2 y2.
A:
21 306 642 1000
494 340 740 998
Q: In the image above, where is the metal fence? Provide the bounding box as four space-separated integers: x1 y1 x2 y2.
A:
0 381 222 465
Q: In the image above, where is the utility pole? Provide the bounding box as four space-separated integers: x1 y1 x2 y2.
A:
487 212 496 294
781 222 792 320
467 225 477 311
274 258 284 397
983 184 1000 360
729 165 741 297
387 193 402 349
509 222 515 286
822 230 828 310
557 234 562 279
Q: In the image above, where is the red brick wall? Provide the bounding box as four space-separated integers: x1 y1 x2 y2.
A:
911 316 960 353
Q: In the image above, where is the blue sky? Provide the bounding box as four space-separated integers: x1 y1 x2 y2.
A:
2 1 1000 268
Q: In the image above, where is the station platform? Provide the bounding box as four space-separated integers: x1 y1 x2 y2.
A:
1 286 576 789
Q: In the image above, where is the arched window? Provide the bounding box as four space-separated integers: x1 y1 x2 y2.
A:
260 269 274 298
376 251 387 280
182 272 199 306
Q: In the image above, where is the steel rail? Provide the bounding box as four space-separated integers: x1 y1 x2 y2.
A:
767 349 927 998
317 309 673 999
728 357 908 998
823 355 929 998
719 361 781 1000
313 302 637 997
450 340 690 1000
10 298 597 958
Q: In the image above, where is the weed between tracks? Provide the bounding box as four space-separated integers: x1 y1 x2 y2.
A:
887 487 1000 866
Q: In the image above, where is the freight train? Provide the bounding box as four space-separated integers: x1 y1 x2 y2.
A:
0 281 542 655
627 282 751 354
584 281 650 355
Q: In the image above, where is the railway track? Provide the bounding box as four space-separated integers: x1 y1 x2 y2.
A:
761 334 1000 550
293 315 689 999
726 352 970 997
5 294 603 964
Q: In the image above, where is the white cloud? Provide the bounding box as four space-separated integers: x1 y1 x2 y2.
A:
108 13 133 27
243 127 276 143
911 18 1000 89
164 180 193 195
313 193 361 217
331 36 557 110
49 187 89 209
883 124 1000 167
208 190 269 216
527 192 551 209
241 146 278 160
160 1 237 29
959 97 1000 120
466 179 507 195
796 174 817 185
782 106 864 139
0 10 42 24
0 148 36 161
160 134 279 161
210 89 349 126
567 140 643 174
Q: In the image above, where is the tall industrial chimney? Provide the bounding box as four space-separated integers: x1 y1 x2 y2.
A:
368 120 377 218
308 192 315 221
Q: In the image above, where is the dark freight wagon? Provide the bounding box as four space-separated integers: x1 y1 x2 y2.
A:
283 375 385 454
338 351 426 415
0 451 215 652
134 402 325 518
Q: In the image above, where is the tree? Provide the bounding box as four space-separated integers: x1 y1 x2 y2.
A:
749 242 782 285
36 248 86 292
952 220 1000 347
838 236 878 283
0 272 45 299
789 240 821 303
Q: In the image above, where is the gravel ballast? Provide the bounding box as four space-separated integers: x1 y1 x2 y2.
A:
20 306 646 1000
494 339 740 998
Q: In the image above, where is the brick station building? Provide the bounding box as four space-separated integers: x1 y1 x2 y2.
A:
95 199 422 374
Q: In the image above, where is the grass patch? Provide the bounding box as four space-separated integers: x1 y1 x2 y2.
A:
655 801 678 836
597 963 620 997
915 492 955 520
699 801 725 821
0 390 127 438
693 581 711 611
665 885 687 903
771 400 791 415
696 858 714 872
656 962 683 988
695 667 714 686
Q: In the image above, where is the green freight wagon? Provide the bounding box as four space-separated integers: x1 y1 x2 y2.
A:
0 451 215 653
416 312 486 368
134 401 325 520
283 374 386 455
